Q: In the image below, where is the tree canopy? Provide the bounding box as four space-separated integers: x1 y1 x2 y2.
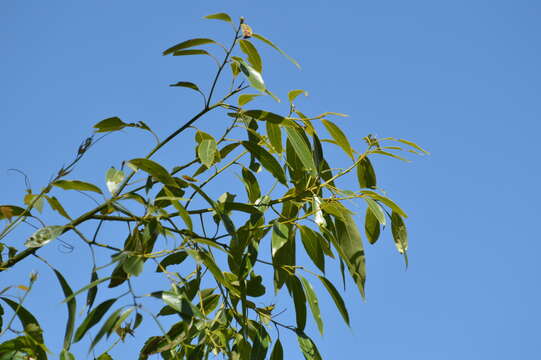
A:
0 13 427 360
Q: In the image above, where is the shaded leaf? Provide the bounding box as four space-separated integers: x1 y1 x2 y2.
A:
169 81 201 92
391 211 409 258
52 269 76 350
299 225 325 273
241 141 287 185
296 331 322 360
317 275 350 326
284 125 317 175
270 339 284 360
86 271 98 309
243 110 285 124
156 252 188 273
271 222 289 258
356 156 376 189
0 205 26 220
364 197 386 225
266 121 282 153
127 158 177 188
286 276 306 331
74 298 117 343
53 180 102 194
0 297 43 343
364 207 380 245
93 117 126 133
172 49 210 56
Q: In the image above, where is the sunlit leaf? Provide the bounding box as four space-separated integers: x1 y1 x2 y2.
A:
391 211 408 258
266 121 283 153
322 119 354 160
105 167 125 195
24 225 64 248
252 33 301 68
203 12 232 23
284 125 317 175
169 81 201 92
197 138 217 168
288 89 308 103
74 298 117 343
364 207 380 244
0 205 26 220
163 38 217 56
296 331 322 360
0 297 44 343
243 110 285 124
156 252 188 272
52 269 76 350
93 117 126 133
271 222 289 258
364 197 385 225
172 49 210 56
242 141 287 185
53 180 102 194
299 225 325 273
238 94 261 107
127 158 177 188
239 39 262 73
46 196 71 220
397 138 429 154
361 190 407 218
300 276 323 335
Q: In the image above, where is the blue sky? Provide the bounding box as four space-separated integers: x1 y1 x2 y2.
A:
1 1 541 359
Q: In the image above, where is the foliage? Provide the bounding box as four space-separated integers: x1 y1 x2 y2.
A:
0 13 427 359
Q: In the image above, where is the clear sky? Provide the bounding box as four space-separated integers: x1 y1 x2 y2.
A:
1 1 541 359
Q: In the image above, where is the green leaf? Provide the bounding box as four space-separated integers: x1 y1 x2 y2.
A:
286 276 306 331
52 269 76 350
372 149 410 162
74 298 117 343
397 138 429 154
284 125 317 175
0 205 27 220
296 331 322 360
163 38 217 56
197 138 217 168
238 94 262 107
88 307 130 353
266 121 283 153
46 196 71 220
241 141 287 185
86 271 98 309
361 190 407 218
239 39 263 73
62 276 111 304
169 81 201 92
356 156 377 189
241 167 261 203
270 339 284 360
271 222 289 258
300 276 323 335
391 211 409 258
288 89 308 103
364 197 386 225
172 49 210 56
203 12 232 23
96 353 113 360
0 297 44 343
53 180 102 194
364 207 380 245
252 33 301 69
163 187 192 231
235 58 266 92
60 349 76 360
156 252 188 272
161 291 203 319
322 119 354 160
105 167 125 195
332 213 366 299
127 158 177 188
122 255 144 277
24 225 64 248
243 110 285 124
317 275 350 326
93 117 126 133
299 225 325 273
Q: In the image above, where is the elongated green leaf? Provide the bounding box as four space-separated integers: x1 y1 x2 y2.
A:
156 251 187 272
361 190 407 218
270 339 284 360
53 180 102 194
299 225 325 273
163 38 217 55
391 211 408 257
74 298 117 342
266 121 282 153
169 81 200 92
296 331 322 360
62 276 111 304
317 275 350 326
46 196 71 219
0 297 43 343
235 58 266 92
252 33 301 68
300 276 323 335
284 125 316 175
364 207 380 244
105 167 125 195
88 307 126 352
162 291 203 319
332 213 366 299
198 138 217 168
356 156 376 189
86 271 98 309
364 197 386 225
239 39 262 73
203 12 232 23
241 167 261 203
241 141 287 185
172 49 210 56
127 158 177 188
271 222 289 258
372 149 410 162
122 255 144 276
163 187 192 231
238 94 261 107
243 110 285 124
286 276 306 331
322 119 354 160
397 138 429 154
60 349 76 360
53 269 76 350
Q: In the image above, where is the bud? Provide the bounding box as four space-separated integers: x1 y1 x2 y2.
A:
313 196 326 227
